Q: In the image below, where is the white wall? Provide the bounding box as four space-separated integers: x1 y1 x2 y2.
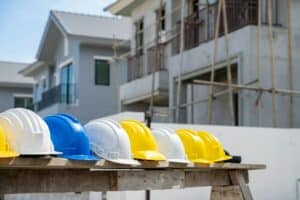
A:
89 124 300 200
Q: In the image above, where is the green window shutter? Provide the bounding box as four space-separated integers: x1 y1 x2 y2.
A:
95 60 110 86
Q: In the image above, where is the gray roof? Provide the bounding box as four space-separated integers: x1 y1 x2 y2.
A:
51 10 132 40
0 61 34 87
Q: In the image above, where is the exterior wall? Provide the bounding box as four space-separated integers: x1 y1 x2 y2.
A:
0 87 32 112
168 25 300 127
36 36 128 124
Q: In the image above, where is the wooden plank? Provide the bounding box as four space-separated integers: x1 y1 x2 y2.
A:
210 163 266 170
117 170 184 191
0 168 254 194
210 186 243 200
0 169 114 194
0 157 266 171
229 171 253 200
185 170 248 187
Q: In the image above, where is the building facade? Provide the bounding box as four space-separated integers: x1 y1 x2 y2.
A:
107 0 300 128
0 61 34 112
20 11 131 123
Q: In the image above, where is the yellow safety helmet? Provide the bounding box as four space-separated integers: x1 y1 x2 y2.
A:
0 124 18 158
191 130 232 162
176 129 212 164
120 120 166 161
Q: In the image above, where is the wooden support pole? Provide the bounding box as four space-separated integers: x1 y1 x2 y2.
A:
207 0 222 124
286 0 294 128
256 0 262 126
221 0 235 125
175 0 186 123
229 171 253 200
112 36 121 113
267 0 277 127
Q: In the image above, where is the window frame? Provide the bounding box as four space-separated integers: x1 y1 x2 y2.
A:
94 59 110 86
13 95 33 110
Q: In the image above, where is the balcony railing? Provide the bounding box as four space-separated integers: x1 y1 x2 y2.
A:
36 84 77 111
147 45 166 75
127 54 144 82
127 45 166 81
174 0 259 53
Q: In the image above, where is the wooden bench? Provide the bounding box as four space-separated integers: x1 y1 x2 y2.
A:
0 157 266 200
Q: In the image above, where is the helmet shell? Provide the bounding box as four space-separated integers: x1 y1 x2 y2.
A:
120 120 166 161
176 129 212 164
44 114 98 161
0 108 59 155
85 118 139 165
151 128 189 164
0 123 18 158
193 130 232 162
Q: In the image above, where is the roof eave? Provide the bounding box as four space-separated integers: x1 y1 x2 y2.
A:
105 0 145 16
36 11 68 60
19 61 47 77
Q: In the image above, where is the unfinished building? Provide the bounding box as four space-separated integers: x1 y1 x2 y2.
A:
107 0 300 128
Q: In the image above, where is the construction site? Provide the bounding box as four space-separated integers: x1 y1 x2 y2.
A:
0 0 299 200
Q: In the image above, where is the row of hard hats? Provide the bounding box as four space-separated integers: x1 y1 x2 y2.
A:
0 108 232 165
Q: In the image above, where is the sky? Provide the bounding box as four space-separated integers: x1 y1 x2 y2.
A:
0 0 115 63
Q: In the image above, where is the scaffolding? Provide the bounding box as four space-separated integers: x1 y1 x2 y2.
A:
111 0 299 128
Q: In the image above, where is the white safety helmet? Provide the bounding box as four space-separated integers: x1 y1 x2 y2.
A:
0 108 59 155
151 128 190 164
85 118 140 166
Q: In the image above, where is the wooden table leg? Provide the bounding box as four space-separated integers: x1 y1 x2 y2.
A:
210 186 243 200
229 171 254 200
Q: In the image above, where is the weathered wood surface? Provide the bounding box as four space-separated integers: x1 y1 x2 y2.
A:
0 157 266 170
0 169 250 194
0 157 265 196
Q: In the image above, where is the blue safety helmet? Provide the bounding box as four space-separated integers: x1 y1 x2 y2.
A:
44 114 99 161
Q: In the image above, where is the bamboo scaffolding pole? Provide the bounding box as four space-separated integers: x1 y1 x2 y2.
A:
256 0 262 126
221 0 235 125
175 0 185 123
193 79 300 97
207 0 222 124
268 0 277 127
286 0 294 128
112 36 121 113
149 0 163 121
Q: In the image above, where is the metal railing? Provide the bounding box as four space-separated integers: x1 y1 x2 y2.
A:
147 45 166 75
36 84 77 111
174 0 260 53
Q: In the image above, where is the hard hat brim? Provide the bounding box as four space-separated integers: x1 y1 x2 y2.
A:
168 159 191 164
134 150 166 161
191 158 213 164
214 155 232 163
0 151 19 158
61 154 99 161
20 151 62 156
107 158 140 166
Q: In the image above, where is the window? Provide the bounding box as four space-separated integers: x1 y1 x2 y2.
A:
135 19 144 55
189 0 199 16
157 6 166 31
95 60 110 86
14 96 33 110
60 63 75 104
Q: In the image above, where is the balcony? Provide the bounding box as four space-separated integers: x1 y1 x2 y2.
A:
174 0 259 53
120 71 168 106
36 84 77 111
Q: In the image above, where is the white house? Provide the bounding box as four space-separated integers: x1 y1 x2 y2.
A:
20 10 131 123
0 61 34 112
